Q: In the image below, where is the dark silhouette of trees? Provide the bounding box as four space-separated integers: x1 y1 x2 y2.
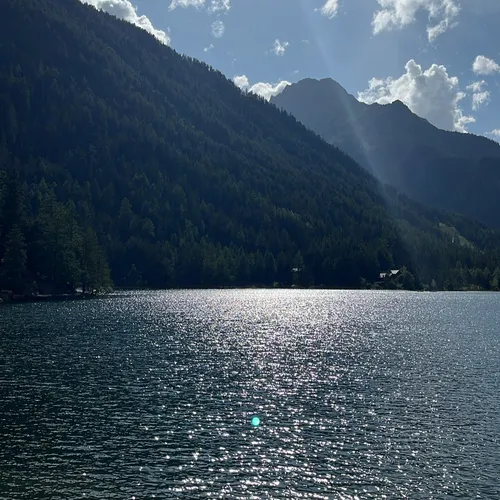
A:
0 0 499 293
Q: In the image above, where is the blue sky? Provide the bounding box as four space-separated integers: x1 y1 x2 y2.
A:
84 0 500 140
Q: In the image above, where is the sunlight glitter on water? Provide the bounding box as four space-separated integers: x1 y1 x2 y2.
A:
1 290 500 498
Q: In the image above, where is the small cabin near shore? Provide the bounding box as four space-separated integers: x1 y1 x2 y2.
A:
379 269 400 280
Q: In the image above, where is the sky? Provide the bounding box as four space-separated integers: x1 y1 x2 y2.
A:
82 0 500 140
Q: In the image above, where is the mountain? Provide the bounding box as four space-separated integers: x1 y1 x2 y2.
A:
271 78 500 228
1 0 500 295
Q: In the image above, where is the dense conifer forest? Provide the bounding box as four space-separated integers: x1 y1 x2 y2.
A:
1 0 500 295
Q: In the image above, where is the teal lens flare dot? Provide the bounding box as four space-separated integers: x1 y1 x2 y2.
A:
251 416 261 427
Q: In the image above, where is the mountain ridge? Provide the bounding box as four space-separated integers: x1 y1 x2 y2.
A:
272 78 500 228
276 78 499 146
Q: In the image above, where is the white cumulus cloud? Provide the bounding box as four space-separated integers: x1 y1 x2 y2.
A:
204 43 214 52
169 0 205 10
82 0 170 44
372 0 460 41
472 55 500 75
169 0 230 12
488 129 500 143
319 0 340 18
211 19 225 37
466 81 490 110
208 0 230 13
358 59 474 132
471 91 490 110
250 81 292 100
272 39 289 56
233 75 291 101
233 75 250 89
466 80 486 93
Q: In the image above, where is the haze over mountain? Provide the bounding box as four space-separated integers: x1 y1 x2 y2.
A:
1 0 500 294
272 78 500 228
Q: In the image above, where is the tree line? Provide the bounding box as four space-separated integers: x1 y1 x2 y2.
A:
1 0 500 295
0 165 111 295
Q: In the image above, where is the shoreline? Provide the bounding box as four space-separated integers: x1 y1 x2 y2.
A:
2 286 497 304
0 293 104 304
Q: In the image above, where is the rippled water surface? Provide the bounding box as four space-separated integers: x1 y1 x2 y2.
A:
1 290 500 499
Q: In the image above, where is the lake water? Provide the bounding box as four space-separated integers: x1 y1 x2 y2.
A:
1 290 500 499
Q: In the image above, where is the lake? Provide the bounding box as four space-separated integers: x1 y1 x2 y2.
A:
1 290 500 499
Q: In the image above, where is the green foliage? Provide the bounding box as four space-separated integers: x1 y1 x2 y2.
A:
0 0 499 293
0 169 111 294
80 227 112 293
1 225 27 293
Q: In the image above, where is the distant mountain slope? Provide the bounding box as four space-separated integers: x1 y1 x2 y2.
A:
1 0 500 293
272 78 500 228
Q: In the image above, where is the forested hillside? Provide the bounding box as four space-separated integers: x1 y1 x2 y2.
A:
272 78 500 229
1 0 500 294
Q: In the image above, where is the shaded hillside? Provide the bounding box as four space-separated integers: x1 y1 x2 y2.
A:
1 0 500 294
272 78 500 228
